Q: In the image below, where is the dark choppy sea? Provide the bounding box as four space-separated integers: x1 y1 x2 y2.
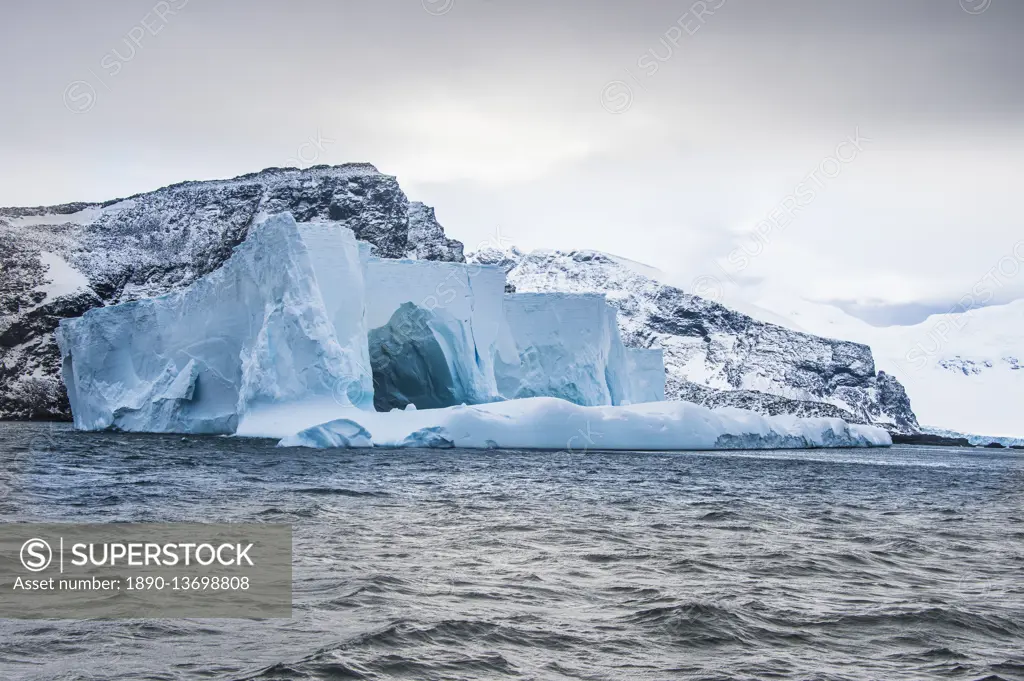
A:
0 422 1022 681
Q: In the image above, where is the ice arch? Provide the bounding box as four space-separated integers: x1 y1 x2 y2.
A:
362 257 508 409
369 303 477 411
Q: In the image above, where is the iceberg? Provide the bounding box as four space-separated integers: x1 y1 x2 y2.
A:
296 221 376 410
55 211 891 450
279 419 374 449
56 214 371 433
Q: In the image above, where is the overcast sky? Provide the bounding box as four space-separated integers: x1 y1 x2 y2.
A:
2 0 1022 325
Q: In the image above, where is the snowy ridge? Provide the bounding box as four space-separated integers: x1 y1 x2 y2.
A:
471 247 919 434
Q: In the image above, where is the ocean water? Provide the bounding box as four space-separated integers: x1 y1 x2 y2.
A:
0 422 1022 681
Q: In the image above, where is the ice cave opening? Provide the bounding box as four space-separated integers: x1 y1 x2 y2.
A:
369 302 474 412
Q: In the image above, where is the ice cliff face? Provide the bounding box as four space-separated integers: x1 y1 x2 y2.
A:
497 293 660 406
0 164 462 420
470 248 919 434
55 211 664 434
55 214 373 433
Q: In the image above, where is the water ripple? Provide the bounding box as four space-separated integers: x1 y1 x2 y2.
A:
0 422 1022 680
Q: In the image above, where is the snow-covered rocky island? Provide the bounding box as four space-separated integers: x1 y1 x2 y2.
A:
52 210 890 450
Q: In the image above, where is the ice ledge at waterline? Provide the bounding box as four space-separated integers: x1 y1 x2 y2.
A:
266 398 892 450
55 211 889 449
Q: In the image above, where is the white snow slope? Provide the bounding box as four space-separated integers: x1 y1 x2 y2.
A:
748 295 1024 438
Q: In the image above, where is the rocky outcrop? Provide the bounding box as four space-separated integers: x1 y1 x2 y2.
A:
678 383 866 422
875 371 920 433
405 202 465 262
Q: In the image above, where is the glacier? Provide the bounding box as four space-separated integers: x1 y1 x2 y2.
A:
746 294 1024 439
54 210 891 449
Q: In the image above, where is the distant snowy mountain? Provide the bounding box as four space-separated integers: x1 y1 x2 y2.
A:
746 295 1024 438
1 164 917 433
470 248 918 433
